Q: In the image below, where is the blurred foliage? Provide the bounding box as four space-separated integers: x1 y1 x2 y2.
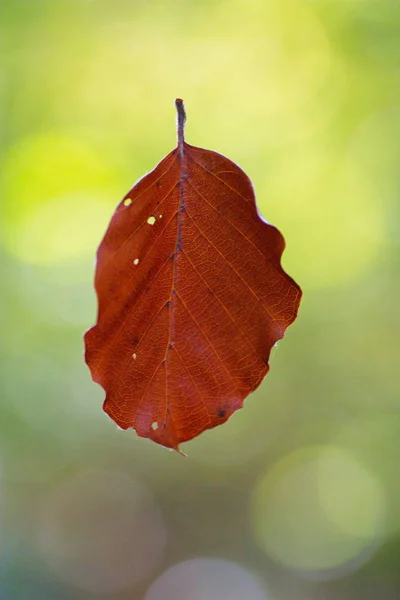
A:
0 0 399 599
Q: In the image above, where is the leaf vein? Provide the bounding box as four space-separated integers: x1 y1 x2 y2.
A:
175 291 238 389
185 210 277 325
181 249 267 365
98 180 179 277
173 346 212 427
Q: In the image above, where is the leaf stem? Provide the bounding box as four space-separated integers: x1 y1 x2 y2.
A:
175 98 186 157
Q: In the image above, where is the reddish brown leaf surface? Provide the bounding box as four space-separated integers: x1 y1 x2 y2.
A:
84 100 302 451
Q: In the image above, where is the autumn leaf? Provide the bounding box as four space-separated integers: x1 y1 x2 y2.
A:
84 99 301 452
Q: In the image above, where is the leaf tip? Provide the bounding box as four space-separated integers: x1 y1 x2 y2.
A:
175 445 187 458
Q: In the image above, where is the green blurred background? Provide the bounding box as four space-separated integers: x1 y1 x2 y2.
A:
1 0 399 598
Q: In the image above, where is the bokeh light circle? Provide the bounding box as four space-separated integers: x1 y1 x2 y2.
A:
144 557 270 600
333 414 400 536
258 154 386 290
1 133 118 265
251 445 385 578
36 469 166 593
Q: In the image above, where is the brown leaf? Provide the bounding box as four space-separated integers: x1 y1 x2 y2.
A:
84 99 301 452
